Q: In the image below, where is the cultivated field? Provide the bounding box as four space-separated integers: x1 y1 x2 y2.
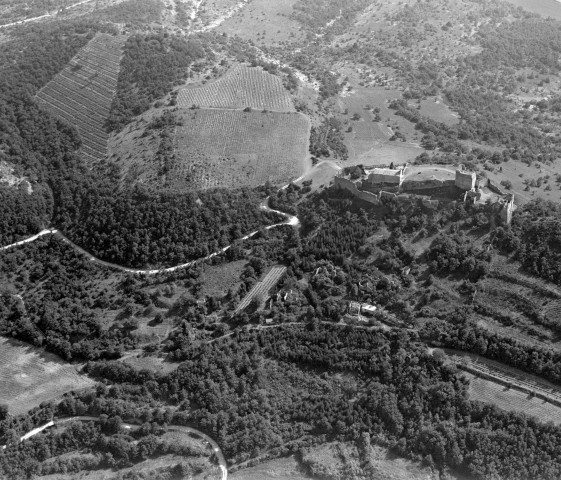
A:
178 64 295 112
0 337 95 415
172 109 309 189
236 266 286 312
444 348 561 424
465 372 561 425
36 33 124 164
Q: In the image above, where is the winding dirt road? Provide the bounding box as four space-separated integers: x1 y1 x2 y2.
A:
0 0 97 29
2 416 227 480
0 197 299 276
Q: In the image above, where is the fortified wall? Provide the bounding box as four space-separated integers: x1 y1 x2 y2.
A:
365 166 405 188
334 165 514 225
455 170 476 191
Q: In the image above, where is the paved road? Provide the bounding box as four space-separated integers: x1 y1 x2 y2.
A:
0 197 299 276
2 416 227 480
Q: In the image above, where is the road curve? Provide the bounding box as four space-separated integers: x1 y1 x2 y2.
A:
2 416 227 480
0 197 299 276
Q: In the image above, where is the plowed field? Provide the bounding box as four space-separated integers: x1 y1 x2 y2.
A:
178 64 295 112
172 109 309 190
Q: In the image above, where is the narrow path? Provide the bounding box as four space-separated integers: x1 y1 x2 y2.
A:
0 197 299 276
2 416 227 480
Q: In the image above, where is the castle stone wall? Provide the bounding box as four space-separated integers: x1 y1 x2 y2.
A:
455 170 476 191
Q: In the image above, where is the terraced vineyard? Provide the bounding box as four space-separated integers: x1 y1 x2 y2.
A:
178 64 295 112
544 299 561 324
172 109 309 190
236 266 286 313
36 33 125 164
465 372 561 425
446 349 561 408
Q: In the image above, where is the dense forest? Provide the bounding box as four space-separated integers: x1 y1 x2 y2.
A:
0 238 138 360
492 199 561 285
5 325 561 479
0 416 210 478
58 186 282 268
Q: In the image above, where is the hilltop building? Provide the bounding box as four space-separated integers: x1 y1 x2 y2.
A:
365 166 405 188
455 169 476 191
334 163 515 225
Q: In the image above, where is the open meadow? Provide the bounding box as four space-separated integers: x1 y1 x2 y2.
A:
335 74 425 165
0 337 95 416
35 33 124 164
216 0 304 46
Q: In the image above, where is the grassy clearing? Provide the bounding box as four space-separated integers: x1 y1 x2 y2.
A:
121 354 179 374
216 0 304 46
37 453 220 480
417 97 459 126
483 158 561 205
302 441 439 480
296 161 339 192
464 372 561 425
199 259 247 298
0 337 95 415
336 80 425 165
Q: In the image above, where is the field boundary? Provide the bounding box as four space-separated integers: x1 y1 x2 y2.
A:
235 266 286 313
447 351 561 408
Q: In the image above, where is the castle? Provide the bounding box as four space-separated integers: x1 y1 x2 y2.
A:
334 164 514 225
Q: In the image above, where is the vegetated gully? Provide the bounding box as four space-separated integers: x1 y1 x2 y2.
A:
0 192 301 275
2 416 228 480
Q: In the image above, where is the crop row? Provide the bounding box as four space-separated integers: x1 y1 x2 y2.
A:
236 266 287 312
172 109 309 190
453 355 561 404
543 300 561 322
467 375 561 423
178 65 295 112
35 33 125 163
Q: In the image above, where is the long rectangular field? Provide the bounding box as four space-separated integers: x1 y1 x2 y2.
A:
172 109 309 190
36 33 125 164
0 337 95 416
178 65 295 112
236 266 286 312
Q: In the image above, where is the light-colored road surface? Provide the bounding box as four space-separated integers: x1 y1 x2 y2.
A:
0 229 54 251
2 416 227 480
0 197 299 276
0 0 96 28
